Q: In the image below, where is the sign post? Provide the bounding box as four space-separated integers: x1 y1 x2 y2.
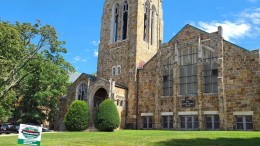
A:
18 124 42 146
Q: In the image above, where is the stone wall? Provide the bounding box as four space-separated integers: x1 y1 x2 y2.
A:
97 0 163 128
223 42 260 130
137 25 260 130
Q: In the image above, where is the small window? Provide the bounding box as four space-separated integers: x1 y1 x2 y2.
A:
112 65 121 76
236 115 253 130
180 115 199 130
117 65 121 75
112 66 116 75
205 115 219 130
162 116 173 129
142 116 153 129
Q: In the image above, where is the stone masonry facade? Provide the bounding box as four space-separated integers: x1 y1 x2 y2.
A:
58 0 260 131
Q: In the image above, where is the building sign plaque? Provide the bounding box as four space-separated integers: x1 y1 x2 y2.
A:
182 99 195 107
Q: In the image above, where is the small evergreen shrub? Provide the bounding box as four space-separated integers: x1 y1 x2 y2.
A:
64 100 89 131
94 99 120 132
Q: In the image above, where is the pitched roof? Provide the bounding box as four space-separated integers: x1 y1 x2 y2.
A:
68 72 81 83
69 72 97 83
82 73 97 82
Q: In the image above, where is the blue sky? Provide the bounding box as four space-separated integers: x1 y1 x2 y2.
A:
0 0 259 74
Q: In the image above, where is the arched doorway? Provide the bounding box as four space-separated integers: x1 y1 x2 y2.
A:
92 88 108 120
91 88 108 128
93 88 108 108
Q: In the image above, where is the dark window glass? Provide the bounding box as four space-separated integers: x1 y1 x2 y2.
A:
142 117 147 129
143 1 149 42
237 123 244 130
122 1 128 40
203 49 218 93
149 116 153 128
169 116 173 129
236 116 243 122
179 48 198 95
236 116 253 130
212 69 218 76
113 4 119 42
246 123 253 130
77 83 87 100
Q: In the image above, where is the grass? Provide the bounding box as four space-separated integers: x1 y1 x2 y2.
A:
0 130 260 146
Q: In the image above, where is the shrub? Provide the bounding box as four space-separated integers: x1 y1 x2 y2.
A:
94 99 120 132
64 100 89 131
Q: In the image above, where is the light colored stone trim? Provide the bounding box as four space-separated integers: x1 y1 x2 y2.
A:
178 111 198 115
161 112 173 116
132 115 136 119
203 111 219 115
233 111 254 116
141 113 153 116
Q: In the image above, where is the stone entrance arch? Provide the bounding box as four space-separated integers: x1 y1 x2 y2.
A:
88 79 111 129
89 87 109 129
93 88 108 108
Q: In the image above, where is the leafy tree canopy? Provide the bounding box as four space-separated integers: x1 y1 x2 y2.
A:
0 20 74 123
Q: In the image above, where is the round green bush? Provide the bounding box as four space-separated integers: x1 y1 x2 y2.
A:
94 99 120 132
64 100 89 131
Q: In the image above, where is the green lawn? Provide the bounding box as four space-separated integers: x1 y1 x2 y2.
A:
1 130 260 146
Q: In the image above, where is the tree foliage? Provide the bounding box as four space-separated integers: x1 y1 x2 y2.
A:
94 99 120 132
0 20 74 123
64 100 89 131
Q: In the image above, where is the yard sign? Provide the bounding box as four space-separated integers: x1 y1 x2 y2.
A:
18 124 42 146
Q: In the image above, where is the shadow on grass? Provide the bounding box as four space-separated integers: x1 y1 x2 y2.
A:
154 138 260 146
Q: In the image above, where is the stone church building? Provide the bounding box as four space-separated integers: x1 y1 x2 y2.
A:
58 0 260 131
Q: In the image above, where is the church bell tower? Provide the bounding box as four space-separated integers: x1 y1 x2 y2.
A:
97 0 163 127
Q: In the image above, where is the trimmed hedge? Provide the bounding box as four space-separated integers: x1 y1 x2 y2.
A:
64 100 89 131
94 99 120 132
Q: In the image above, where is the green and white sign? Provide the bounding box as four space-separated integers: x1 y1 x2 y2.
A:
18 124 42 146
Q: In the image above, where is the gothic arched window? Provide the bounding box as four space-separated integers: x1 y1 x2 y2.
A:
122 0 128 40
151 6 157 45
179 47 198 95
112 3 119 43
77 83 88 101
143 1 149 42
203 49 218 93
162 55 174 96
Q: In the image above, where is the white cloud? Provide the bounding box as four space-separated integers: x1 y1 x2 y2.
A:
197 21 251 41
194 8 260 42
73 56 87 62
94 50 98 57
240 8 260 25
74 56 80 61
91 40 100 46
